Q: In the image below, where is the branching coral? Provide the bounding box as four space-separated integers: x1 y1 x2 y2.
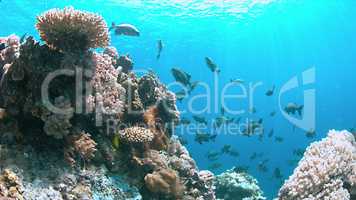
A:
278 130 356 200
87 53 126 128
36 7 109 52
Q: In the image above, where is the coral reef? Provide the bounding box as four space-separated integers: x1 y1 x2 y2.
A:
214 167 266 200
36 7 109 52
0 169 24 199
0 7 215 200
278 130 356 200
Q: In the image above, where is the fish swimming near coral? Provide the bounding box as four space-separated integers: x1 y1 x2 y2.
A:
112 134 120 149
20 33 28 44
268 129 274 138
274 136 284 143
206 150 221 161
273 168 284 179
221 144 232 154
292 148 305 157
110 22 140 36
0 42 6 51
156 39 163 60
230 78 244 84
305 128 316 138
175 90 187 102
179 117 191 126
194 131 216 144
193 115 208 125
205 57 220 73
284 103 303 116
257 160 269 173
171 67 192 88
265 85 275 96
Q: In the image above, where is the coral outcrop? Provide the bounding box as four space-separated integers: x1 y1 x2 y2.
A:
0 7 215 200
36 7 109 52
214 167 266 200
278 130 356 200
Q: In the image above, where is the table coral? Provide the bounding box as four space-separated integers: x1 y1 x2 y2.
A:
36 7 109 52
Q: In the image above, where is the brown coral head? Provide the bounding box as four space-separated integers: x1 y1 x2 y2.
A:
119 126 154 144
36 7 110 52
144 169 184 198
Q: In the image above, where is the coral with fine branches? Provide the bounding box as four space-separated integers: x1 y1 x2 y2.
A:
36 7 109 52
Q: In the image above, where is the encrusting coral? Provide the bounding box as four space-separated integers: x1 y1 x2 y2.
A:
278 130 356 200
36 6 110 52
144 168 185 199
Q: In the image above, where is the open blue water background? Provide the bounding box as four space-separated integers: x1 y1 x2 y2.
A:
1 0 356 198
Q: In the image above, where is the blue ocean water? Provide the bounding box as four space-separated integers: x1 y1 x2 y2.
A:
1 0 356 199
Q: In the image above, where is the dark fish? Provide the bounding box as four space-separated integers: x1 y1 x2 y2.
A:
205 57 221 73
270 111 276 117
0 43 6 51
250 152 258 160
20 33 28 44
293 148 305 157
230 78 244 84
179 117 191 125
193 115 208 125
268 129 274 138
214 116 234 128
206 150 221 161
305 129 316 138
175 90 187 102
233 166 249 173
242 119 263 137
110 22 140 36
221 145 232 154
156 40 163 60
265 85 275 96
284 103 304 116
189 81 200 93
257 159 269 173
171 68 192 87
194 131 216 144
221 106 226 115
273 168 284 179
275 136 284 143
249 107 257 114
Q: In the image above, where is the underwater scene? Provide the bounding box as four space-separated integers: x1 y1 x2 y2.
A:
0 0 355 199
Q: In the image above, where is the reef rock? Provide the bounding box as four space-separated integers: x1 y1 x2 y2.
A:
214 167 266 200
278 130 356 200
